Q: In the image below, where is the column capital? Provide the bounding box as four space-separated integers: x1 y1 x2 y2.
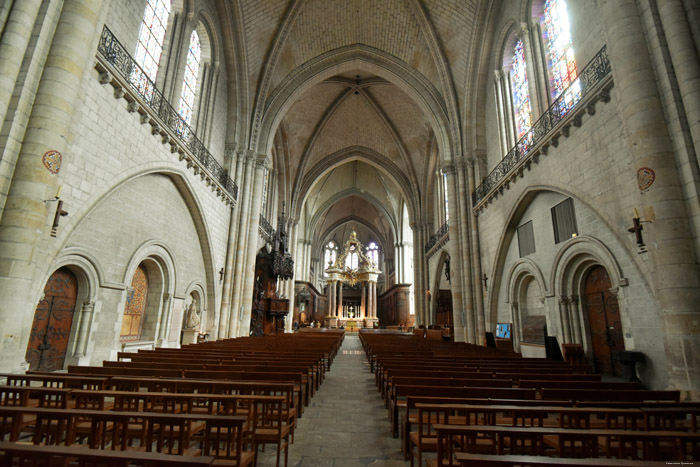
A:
493 69 502 81
224 143 237 159
440 161 456 174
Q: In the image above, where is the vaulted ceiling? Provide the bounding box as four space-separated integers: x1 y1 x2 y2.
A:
218 0 496 259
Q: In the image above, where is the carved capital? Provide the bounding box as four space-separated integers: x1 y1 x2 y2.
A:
440 161 456 175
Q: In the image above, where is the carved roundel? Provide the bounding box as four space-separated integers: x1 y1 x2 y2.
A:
42 150 62 175
637 167 655 191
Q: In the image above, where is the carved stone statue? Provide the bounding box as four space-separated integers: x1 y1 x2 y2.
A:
184 300 201 330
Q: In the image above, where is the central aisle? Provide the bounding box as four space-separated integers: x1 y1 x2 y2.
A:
258 334 409 466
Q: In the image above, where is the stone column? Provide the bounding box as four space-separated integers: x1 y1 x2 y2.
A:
456 158 476 342
602 0 700 394
493 71 509 157
520 23 542 119
228 153 255 338
410 222 425 326
157 293 173 343
238 156 267 337
468 156 486 341
502 70 517 148
529 19 550 112
337 283 343 317
361 282 366 319
0 0 105 372
0 0 42 125
558 296 571 344
73 301 95 357
510 301 520 349
443 162 469 342
570 295 582 344
327 280 335 317
286 220 299 332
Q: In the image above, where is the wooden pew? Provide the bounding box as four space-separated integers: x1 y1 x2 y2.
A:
452 452 667 467
0 441 215 466
542 389 681 403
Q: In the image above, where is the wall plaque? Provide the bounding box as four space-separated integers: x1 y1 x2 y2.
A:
42 150 62 174
637 167 655 191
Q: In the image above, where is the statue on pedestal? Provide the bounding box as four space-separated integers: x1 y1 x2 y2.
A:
184 299 201 330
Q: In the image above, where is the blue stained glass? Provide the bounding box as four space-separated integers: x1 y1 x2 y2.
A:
544 0 579 112
134 0 171 95
511 38 532 143
178 30 201 127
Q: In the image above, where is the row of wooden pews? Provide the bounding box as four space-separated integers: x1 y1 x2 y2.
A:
0 330 344 467
359 330 698 466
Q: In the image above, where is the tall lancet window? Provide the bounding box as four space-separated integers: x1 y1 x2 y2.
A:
345 244 359 270
511 38 532 141
544 0 579 113
324 241 338 276
179 30 201 129
134 0 171 96
366 242 379 267
442 172 450 223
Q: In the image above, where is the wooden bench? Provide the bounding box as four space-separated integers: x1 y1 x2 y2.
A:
452 452 667 467
0 441 215 466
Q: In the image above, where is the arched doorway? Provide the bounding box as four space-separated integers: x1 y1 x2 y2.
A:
25 268 78 372
584 265 625 376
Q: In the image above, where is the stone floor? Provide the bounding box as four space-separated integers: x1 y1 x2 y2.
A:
256 334 409 466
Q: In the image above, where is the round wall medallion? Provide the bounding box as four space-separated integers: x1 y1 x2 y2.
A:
637 167 655 191
42 150 62 174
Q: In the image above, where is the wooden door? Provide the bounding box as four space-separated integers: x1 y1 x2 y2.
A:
436 290 453 328
25 268 78 372
585 266 624 376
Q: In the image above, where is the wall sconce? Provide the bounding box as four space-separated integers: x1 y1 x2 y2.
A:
219 267 225 283
48 185 67 237
482 274 488 291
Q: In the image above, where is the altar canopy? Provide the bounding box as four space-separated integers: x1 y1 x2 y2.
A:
324 229 381 328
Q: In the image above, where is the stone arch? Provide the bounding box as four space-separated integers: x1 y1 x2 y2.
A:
183 280 207 332
309 188 399 245
494 19 518 73
549 235 629 351
505 257 548 348
294 146 419 225
430 250 452 326
255 45 455 161
51 163 220 327
120 241 177 345
485 184 629 332
38 251 104 363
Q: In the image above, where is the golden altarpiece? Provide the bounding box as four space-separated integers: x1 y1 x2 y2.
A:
324 230 380 329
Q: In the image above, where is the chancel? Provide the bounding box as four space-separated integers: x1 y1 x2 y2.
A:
0 0 699 465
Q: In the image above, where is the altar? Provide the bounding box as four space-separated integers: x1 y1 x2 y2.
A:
324 229 380 329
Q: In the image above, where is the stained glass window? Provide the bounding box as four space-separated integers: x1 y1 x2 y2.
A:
179 30 201 128
121 265 148 340
367 242 379 267
324 241 338 276
133 0 171 98
442 172 450 223
511 40 534 145
544 0 579 113
346 245 359 270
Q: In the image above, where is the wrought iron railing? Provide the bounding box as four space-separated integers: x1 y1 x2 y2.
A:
259 214 275 243
425 222 449 253
97 26 237 201
472 45 611 206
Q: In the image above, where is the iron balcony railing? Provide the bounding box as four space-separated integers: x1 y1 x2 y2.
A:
472 45 611 206
259 214 275 243
97 26 237 201
425 222 449 254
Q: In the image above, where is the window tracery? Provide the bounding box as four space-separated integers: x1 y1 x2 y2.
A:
178 29 201 129
543 0 579 111
511 38 532 140
134 0 171 97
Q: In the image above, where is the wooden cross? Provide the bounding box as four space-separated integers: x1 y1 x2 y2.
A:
219 268 225 282
50 200 68 237
482 274 488 290
627 217 645 249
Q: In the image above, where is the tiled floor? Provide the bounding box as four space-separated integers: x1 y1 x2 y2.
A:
256 334 409 466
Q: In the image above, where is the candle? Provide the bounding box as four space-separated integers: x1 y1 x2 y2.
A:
55 185 62 199
633 208 640 219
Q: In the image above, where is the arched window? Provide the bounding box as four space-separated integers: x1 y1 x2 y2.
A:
511 38 532 140
442 172 450 224
121 265 148 341
543 0 579 112
324 241 338 276
178 30 202 129
133 0 171 97
345 244 359 270
366 242 379 267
